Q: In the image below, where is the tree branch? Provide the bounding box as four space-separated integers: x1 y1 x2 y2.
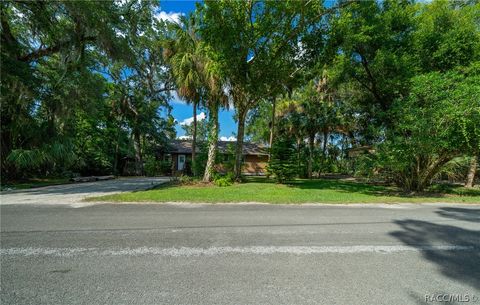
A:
1 12 18 48
262 2 351 66
18 36 96 62
356 51 383 105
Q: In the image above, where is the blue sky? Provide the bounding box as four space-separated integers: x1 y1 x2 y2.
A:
159 0 238 140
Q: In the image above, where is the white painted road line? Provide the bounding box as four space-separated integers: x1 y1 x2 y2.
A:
1 245 476 257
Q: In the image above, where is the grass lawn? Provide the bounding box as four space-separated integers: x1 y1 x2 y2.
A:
90 177 480 204
1 178 71 191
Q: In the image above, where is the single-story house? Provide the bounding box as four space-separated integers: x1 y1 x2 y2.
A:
346 145 376 158
158 140 269 175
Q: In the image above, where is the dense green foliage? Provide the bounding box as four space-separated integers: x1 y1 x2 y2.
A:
1 0 175 180
198 0 324 180
1 0 479 191
213 172 235 187
247 0 480 190
375 64 480 191
267 138 298 183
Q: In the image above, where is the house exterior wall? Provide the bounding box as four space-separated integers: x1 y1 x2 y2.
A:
243 154 268 175
216 154 268 175
170 153 268 176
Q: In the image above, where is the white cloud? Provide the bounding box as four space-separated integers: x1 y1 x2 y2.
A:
220 136 237 142
179 112 206 126
154 11 183 24
177 135 192 140
177 135 236 141
169 91 187 105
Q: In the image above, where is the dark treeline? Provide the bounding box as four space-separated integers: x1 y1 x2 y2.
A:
2 1 176 179
1 0 479 191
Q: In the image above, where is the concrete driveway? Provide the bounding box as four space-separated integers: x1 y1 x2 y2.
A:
0 177 169 206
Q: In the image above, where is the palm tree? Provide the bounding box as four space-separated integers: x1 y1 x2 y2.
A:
274 70 339 179
164 16 228 181
164 16 204 176
201 48 228 182
302 70 340 178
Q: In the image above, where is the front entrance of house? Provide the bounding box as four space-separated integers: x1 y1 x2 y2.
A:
177 154 186 171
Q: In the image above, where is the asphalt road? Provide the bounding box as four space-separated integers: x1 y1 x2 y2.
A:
0 177 168 206
1 201 479 305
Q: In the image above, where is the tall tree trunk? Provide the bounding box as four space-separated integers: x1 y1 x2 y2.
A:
234 108 247 181
268 97 276 161
322 130 328 157
113 127 120 176
296 137 301 176
133 128 143 176
308 133 315 179
409 155 451 192
421 156 450 189
1 126 12 179
340 134 346 173
203 103 219 182
465 155 477 188
191 100 197 176
113 142 119 175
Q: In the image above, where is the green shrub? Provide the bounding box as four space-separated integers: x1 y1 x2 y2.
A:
267 138 298 183
144 157 158 176
213 172 234 187
214 177 233 187
144 157 171 176
374 67 480 191
179 175 195 185
354 153 382 179
218 144 236 173
189 142 208 177
224 171 235 181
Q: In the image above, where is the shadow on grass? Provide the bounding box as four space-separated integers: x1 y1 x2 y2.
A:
147 176 478 200
429 184 480 196
285 178 448 198
390 210 480 290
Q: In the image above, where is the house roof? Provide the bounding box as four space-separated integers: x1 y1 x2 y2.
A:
160 140 269 156
346 145 376 157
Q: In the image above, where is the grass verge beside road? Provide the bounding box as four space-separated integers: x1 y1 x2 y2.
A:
1 178 71 191
89 178 480 204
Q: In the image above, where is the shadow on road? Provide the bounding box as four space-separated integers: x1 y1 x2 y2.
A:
436 207 480 223
390 208 480 290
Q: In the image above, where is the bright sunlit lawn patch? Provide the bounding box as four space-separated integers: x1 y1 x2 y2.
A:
89 177 480 204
